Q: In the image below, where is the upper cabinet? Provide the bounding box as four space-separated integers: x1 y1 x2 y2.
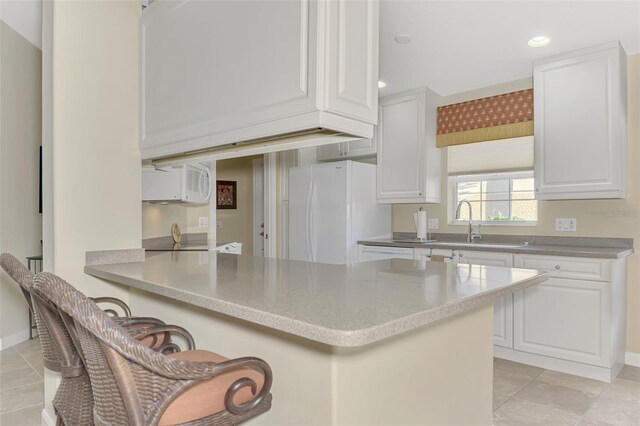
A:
376 88 442 204
316 138 376 161
534 42 627 200
140 0 379 160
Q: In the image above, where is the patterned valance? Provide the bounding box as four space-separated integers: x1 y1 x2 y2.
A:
436 89 533 148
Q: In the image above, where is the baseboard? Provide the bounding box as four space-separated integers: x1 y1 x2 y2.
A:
0 328 30 350
41 406 56 426
626 352 640 367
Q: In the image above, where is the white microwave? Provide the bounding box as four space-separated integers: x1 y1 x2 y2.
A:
142 163 211 204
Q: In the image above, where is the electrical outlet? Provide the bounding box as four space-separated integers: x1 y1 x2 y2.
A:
428 218 439 229
556 218 577 232
217 221 223 228
198 217 209 228
198 252 209 265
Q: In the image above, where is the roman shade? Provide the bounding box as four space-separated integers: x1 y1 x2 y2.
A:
447 136 534 175
437 89 533 147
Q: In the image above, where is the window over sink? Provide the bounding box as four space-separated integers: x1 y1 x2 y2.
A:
450 171 538 225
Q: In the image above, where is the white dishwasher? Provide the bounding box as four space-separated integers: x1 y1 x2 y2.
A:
359 245 414 262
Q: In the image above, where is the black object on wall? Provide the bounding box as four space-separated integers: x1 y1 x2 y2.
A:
39 146 42 214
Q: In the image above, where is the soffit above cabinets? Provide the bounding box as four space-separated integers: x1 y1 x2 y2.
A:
379 0 640 96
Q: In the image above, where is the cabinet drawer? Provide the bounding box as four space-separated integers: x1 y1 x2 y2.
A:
514 254 611 282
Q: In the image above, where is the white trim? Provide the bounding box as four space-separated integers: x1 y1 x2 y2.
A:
0 328 30 350
207 161 217 247
252 158 265 256
264 153 277 257
494 346 620 383
626 352 640 367
41 406 56 426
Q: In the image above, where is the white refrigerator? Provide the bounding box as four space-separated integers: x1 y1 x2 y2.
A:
288 160 391 264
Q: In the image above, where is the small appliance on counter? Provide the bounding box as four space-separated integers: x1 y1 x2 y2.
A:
213 242 242 255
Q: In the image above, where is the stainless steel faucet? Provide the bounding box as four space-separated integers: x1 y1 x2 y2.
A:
455 200 482 243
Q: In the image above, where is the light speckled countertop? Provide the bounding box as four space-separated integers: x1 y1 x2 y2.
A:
358 239 633 259
85 252 546 347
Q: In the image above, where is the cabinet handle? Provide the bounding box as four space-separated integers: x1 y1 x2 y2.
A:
555 265 561 270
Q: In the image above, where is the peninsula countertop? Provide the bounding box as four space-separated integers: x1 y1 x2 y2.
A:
85 252 547 347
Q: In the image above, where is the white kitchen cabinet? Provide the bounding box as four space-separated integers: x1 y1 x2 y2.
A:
457 251 514 348
376 88 442 204
534 41 627 200
513 277 610 367
504 254 628 382
317 138 376 162
140 0 379 160
358 245 414 262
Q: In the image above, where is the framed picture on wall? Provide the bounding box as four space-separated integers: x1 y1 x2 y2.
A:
216 180 237 209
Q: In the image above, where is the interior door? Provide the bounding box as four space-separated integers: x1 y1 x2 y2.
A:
311 162 349 264
288 165 313 261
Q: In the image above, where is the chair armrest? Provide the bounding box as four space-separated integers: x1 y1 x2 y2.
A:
215 357 273 415
128 324 196 352
90 297 132 317
113 316 166 327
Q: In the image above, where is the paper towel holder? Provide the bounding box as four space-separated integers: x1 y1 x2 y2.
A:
413 207 431 242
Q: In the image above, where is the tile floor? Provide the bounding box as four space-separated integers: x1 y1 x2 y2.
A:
0 338 638 425
493 358 640 426
0 339 44 426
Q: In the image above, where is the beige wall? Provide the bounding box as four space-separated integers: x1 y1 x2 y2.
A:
0 20 42 346
393 55 640 354
42 0 142 418
46 0 141 297
142 203 208 239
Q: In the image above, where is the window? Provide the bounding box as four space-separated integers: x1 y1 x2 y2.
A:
451 171 537 225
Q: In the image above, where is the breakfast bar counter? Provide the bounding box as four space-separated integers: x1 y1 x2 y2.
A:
85 251 547 425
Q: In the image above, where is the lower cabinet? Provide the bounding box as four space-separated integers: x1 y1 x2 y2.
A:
513 277 610 367
507 254 627 382
457 251 514 348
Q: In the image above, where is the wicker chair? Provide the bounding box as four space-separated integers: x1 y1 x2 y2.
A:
33 272 273 426
0 253 195 424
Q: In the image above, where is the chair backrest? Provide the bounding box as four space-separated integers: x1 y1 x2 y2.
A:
0 253 65 372
33 272 168 425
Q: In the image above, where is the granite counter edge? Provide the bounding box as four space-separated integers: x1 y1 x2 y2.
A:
84 265 547 348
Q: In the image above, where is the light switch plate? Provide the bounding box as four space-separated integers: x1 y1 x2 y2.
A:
556 218 577 232
198 217 209 228
428 218 439 229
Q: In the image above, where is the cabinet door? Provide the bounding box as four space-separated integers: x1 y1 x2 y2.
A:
458 251 514 348
317 143 344 162
534 42 626 199
377 93 424 201
141 0 317 154
345 138 376 158
513 278 610 367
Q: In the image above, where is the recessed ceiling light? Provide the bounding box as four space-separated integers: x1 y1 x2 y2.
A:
394 34 413 44
528 36 550 48
378 81 387 89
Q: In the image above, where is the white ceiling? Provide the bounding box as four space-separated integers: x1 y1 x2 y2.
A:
379 1 640 96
